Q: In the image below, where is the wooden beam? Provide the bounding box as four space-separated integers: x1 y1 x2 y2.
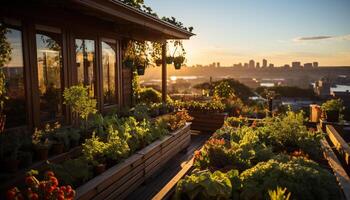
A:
161 42 167 105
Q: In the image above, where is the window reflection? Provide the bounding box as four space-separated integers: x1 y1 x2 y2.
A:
102 41 117 106
75 39 95 97
1 25 26 128
36 32 63 122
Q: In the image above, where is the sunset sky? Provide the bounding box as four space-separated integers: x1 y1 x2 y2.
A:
147 0 350 67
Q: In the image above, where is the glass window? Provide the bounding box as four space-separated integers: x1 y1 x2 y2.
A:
0 25 26 128
75 39 95 97
102 41 117 106
36 32 63 122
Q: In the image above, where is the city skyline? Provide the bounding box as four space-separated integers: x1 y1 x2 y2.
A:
146 0 350 66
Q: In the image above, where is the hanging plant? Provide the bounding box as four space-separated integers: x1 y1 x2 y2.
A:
166 56 174 64
123 41 136 68
151 42 162 66
169 40 186 70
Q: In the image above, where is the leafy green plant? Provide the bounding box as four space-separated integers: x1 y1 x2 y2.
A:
82 134 108 166
174 170 235 200
63 85 97 128
132 103 150 121
268 187 291 200
321 99 344 112
240 156 341 200
105 126 130 161
174 100 225 113
49 157 93 187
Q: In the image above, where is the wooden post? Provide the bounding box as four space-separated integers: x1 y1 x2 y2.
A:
161 42 167 105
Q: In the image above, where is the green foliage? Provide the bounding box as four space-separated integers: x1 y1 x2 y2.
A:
0 24 12 67
82 134 108 166
132 103 150 121
104 126 130 161
194 78 254 103
165 110 192 131
321 99 344 112
49 158 93 187
256 111 324 159
240 156 341 200
174 170 235 200
63 85 97 121
268 187 291 200
224 117 250 128
214 81 235 99
174 100 225 113
138 88 162 104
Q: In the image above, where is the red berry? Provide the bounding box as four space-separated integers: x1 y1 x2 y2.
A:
46 171 55 177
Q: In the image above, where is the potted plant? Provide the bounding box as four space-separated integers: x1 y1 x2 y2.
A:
63 85 97 138
155 58 162 66
173 55 185 70
82 134 108 175
166 56 174 64
32 128 51 161
321 99 344 122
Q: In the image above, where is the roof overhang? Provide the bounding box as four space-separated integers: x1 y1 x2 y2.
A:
71 0 195 41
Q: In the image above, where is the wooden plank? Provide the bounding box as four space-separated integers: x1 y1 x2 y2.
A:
95 162 144 200
321 139 350 200
75 153 143 200
327 125 350 166
152 158 194 200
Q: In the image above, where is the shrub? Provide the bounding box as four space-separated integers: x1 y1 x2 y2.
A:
174 100 225 113
138 88 162 104
105 126 130 161
63 85 97 122
240 156 341 200
82 134 108 166
321 99 344 112
174 170 236 200
214 81 235 99
268 187 291 200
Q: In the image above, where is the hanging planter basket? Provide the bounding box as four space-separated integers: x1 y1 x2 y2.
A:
137 64 146 75
173 56 185 70
166 56 174 64
174 62 182 70
155 59 162 66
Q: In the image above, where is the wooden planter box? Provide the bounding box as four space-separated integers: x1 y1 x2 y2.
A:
75 123 191 200
189 112 228 133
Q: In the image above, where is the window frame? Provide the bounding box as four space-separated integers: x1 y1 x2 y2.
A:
100 38 119 109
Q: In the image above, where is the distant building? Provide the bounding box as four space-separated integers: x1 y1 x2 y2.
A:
256 62 260 68
217 62 220 67
292 62 301 68
262 59 267 68
304 63 313 68
283 64 290 68
249 60 255 68
313 62 318 68
244 63 248 68
269 63 274 68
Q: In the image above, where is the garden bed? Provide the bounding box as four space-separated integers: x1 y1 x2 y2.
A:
189 112 228 133
75 123 191 200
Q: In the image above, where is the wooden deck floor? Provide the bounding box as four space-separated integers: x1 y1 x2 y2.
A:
126 131 210 200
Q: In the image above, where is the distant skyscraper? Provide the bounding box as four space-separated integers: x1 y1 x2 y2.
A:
292 62 301 68
244 63 248 68
269 63 274 68
304 63 313 68
256 62 260 68
249 60 255 68
313 62 318 68
262 59 267 68
217 62 220 67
